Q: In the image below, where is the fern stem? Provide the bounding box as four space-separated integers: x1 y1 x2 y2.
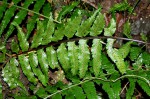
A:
8 36 149 58
44 74 150 99
0 1 61 24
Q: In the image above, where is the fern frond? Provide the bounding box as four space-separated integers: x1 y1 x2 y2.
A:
52 24 65 41
90 12 105 36
91 39 102 77
137 80 150 96
82 81 98 99
101 53 116 74
102 82 115 99
5 0 34 40
106 39 126 74
126 79 136 99
11 39 19 54
2 58 25 90
118 41 132 58
64 16 82 38
29 52 47 86
67 41 79 75
31 20 45 48
57 43 70 71
110 73 121 99
18 54 37 85
26 0 45 39
104 18 116 36
78 40 90 78
0 0 20 37
57 1 79 21
42 14 55 45
12 22 29 52
46 46 60 69
65 86 86 99
76 8 100 37
37 49 49 81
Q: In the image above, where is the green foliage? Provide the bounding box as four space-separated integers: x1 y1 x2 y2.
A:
57 1 79 22
0 1 150 99
109 2 133 13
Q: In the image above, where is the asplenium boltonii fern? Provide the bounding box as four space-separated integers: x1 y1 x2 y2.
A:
1 1 150 98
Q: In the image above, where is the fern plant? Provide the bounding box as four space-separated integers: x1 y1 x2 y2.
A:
0 0 150 99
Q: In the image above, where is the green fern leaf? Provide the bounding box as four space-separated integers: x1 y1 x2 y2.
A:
37 49 49 81
106 39 126 74
0 0 7 21
5 0 34 40
104 18 116 36
57 43 70 71
76 8 100 37
91 39 102 76
0 0 20 37
52 24 65 41
12 22 29 52
51 94 62 99
67 41 79 75
90 12 105 36
101 53 116 74
78 40 90 78
28 52 47 86
126 79 136 99
110 73 121 99
82 81 97 99
31 20 45 48
118 41 132 58
18 54 37 85
123 20 132 38
102 82 115 99
42 14 55 45
70 86 86 99
11 39 19 54
137 79 150 96
26 0 45 39
46 46 60 69
64 16 82 38
109 2 132 13
129 47 142 61
57 1 79 21
2 58 25 90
